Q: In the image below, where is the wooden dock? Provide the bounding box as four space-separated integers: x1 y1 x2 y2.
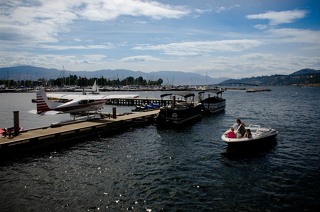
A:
0 110 159 159
106 97 173 106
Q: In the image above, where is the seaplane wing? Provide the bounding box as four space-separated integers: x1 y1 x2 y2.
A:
104 94 139 99
46 93 139 102
30 88 106 115
47 93 84 101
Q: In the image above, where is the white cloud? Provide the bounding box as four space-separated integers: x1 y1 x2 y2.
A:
195 8 212 14
247 10 307 25
195 4 240 14
121 55 161 62
134 40 263 56
253 24 269 30
267 28 320 44
215 4 240 13
40 44 114 50
80 0 189 21
188 53 320 78
0 1 77 43
0 0 189 44
0 51 108 69
1 2 319 78
1 49 319 78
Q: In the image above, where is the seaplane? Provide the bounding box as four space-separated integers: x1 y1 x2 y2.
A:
29 88 139 117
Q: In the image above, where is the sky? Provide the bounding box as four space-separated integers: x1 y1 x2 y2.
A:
1 0 320 79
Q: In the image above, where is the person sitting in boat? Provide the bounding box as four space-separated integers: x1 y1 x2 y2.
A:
225 127 236 138
244 129 252 139
235 119 246 138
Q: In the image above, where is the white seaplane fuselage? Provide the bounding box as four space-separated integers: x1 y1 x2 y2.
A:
30 88 139 115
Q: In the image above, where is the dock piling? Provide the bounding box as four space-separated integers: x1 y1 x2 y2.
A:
112 107 117 119
13 111 19 136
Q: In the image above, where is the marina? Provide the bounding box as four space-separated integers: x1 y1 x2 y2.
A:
1 90 224 156
1 0 319 211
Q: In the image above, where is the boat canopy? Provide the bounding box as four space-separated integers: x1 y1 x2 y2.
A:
160 93 172 98
160 92 195 99
198 90 224 95
174 92 195 98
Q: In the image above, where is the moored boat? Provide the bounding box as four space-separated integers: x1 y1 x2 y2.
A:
132 103 161 112
198 91 226 114
155 92 203 127
221 124 278 146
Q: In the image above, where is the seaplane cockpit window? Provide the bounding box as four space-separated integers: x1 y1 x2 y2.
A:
79 100 89 104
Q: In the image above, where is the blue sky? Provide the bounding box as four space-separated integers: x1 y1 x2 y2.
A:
1 0 319 78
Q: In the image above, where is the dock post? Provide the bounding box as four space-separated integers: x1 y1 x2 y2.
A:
173 96 176 108
112 107 117 119
13 111 20 136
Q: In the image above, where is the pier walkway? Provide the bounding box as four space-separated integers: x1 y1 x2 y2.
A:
0 110 159 158
107 97 173 106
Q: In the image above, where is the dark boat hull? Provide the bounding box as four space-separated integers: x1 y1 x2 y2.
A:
155 105 202 127
201 96 226 114
226 134 278 147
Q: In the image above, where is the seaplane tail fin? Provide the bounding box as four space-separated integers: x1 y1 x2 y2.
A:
36 88 56 114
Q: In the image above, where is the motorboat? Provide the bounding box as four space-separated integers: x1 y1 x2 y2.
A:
198 90 226 114
132 103 161 112
155 92 203 127
221 124 278 145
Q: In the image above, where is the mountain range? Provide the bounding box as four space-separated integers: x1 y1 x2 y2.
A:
1 66 319 86
0 66 227 85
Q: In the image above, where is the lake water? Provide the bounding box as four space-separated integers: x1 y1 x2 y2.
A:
0 86 319 211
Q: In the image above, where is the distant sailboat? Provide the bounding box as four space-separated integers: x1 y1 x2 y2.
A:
91 80 99 94
74 80 100 94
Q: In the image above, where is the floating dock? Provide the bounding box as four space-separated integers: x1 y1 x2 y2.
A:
0 110 159 159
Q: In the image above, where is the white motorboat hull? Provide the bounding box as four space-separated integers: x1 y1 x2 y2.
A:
221 125 278 145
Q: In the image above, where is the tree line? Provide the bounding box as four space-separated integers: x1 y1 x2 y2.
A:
0 75 164 87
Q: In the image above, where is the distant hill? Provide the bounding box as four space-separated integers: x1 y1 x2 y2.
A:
0 66 62 81
220 68 320 86
291 68 320 75
0 65 227 85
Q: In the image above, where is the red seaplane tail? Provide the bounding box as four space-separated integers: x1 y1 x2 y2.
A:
36 89 52 114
